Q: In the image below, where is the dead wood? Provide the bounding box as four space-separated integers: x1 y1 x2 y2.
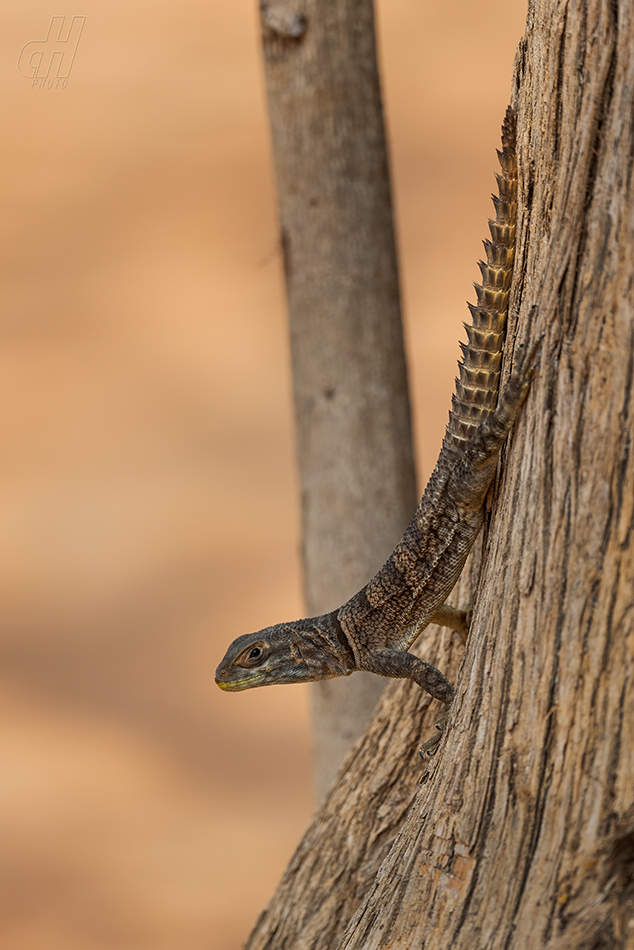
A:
250 0 634 947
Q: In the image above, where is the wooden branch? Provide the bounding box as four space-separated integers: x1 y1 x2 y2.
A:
339 0 634 945
259 0 418 800
249 0 634 946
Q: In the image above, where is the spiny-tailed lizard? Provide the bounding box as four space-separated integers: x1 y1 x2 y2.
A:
215 108 537 753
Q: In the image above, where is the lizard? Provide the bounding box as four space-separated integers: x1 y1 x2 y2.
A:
215 107 534 751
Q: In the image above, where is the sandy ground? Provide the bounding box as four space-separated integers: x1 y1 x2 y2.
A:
0 1 525 947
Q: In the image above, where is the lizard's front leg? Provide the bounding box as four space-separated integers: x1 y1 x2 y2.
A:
359 649 455 705
359 650 455 758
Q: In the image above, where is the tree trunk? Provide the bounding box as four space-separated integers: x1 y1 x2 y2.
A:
259 0 418 802
247 0 634 946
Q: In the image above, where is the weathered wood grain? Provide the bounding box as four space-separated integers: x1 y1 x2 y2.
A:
248 0 634 947
339 1 634 947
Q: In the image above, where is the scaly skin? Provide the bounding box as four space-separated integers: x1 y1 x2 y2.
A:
216 108 530 727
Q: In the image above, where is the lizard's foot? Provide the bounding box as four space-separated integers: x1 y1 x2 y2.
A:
419 713 449 758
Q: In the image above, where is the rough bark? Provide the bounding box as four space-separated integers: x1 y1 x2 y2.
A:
259 0 418 802
248 0 634 946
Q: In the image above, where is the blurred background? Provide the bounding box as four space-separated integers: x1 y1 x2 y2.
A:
0 1 525 948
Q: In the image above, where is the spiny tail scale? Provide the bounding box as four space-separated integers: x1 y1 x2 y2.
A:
442 105 517 467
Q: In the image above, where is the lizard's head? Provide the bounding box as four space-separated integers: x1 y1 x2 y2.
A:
215 618 352 691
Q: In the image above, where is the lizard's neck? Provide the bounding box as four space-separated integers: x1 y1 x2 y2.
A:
299 611 356 676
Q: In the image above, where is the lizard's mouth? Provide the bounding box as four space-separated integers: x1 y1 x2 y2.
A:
215 670 267 691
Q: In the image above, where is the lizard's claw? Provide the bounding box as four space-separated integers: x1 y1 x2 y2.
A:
419 713 449 759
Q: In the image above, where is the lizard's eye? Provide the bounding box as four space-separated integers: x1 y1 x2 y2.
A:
237 643 268 668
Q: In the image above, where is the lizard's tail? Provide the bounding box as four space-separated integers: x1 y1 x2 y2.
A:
441 106 517 466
